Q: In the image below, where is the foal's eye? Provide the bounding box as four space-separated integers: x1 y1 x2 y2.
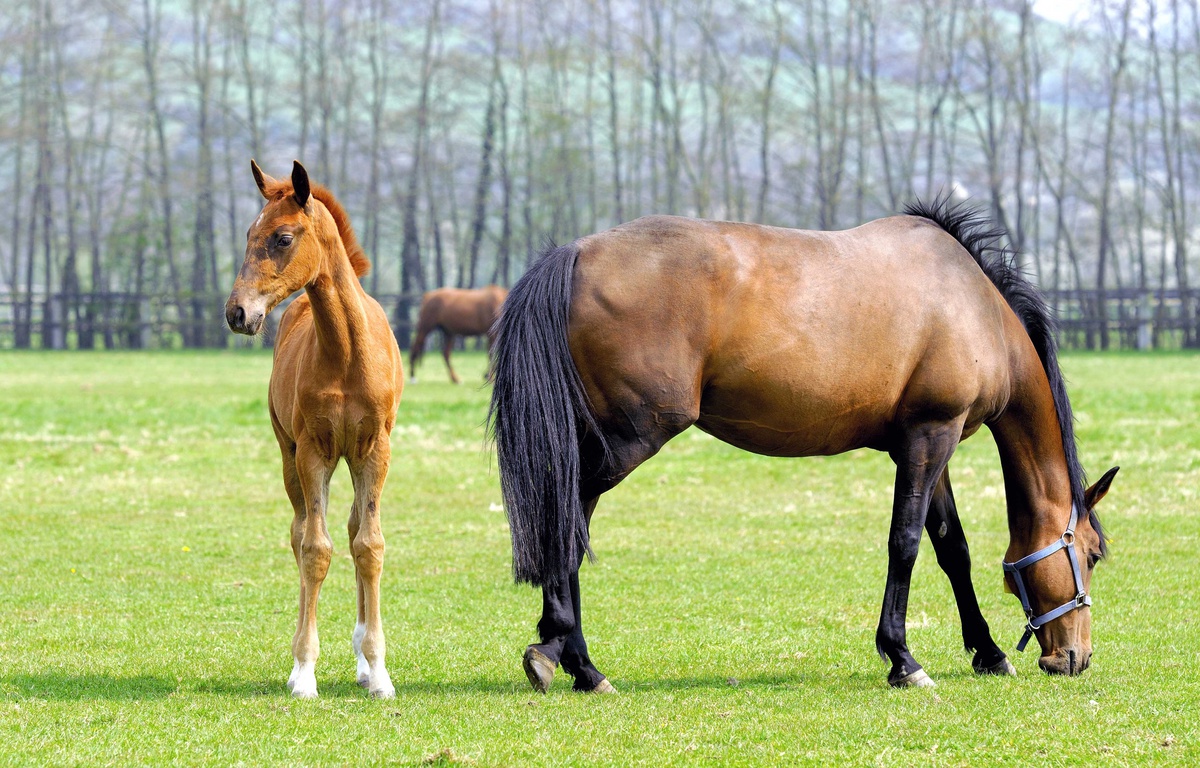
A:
277 234 293 247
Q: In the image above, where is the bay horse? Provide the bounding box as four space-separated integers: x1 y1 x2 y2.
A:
409 285 508 383
489 199 1118 691
225 160 403 699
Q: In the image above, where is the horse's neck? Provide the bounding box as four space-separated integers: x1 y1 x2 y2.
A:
304 243 369 370
990 360 1075 552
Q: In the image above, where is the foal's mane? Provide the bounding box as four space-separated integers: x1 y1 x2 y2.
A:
263 177 370 278
904 197 1106 556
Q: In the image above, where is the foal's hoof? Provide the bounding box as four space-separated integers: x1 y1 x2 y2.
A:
974 657 1017 677
523 647 556 694
585 678 617 694
889 668 936 688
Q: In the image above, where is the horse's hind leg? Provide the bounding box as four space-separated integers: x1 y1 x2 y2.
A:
347 440 395 698
877 419 963 688
523 497 614 694
924 468 1014 676
525 424 687 694
290 438 337 699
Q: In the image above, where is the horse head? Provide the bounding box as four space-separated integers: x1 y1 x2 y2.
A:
1004 466 1118 675
226 160 323 335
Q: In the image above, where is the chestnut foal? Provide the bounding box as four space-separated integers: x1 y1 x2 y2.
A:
226 160 403 699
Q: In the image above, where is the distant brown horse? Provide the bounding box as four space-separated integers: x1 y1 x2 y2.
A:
225 160 403 699
410 285 507 383
490 201 1117 692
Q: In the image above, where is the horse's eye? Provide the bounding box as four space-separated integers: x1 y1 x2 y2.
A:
1087 552 1100 569
278 234 293 247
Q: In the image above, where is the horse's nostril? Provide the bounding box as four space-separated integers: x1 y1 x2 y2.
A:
1068 649 1076 675
234 306 246 326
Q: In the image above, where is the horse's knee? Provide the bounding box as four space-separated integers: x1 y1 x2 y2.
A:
351 532 385 578
300 535 333 580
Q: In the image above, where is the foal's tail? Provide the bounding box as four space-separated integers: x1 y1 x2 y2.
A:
487 242 605 587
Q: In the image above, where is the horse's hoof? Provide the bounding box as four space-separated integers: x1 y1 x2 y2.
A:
586 678 617 694
889 668 936 688
523 647 556 694
974 657 1017 676
370 683 396 699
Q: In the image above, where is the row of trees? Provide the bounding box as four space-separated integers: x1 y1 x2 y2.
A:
1 0 1198 348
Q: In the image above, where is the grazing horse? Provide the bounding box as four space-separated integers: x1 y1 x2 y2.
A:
225 160 403 699
409 285 508 383
489 200 1117 692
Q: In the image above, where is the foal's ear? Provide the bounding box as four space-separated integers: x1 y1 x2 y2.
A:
1085 466 1119 510
291 160 311 209
250 159 274 199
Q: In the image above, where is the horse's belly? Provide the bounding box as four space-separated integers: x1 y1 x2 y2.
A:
695 388 893 457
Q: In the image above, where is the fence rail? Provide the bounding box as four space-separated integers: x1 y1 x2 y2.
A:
0 288 1197 351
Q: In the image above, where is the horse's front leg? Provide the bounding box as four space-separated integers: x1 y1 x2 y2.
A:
877 420 963 688
925 468 1015 676
348 439 395 698
290 438 336 699
442 333 460 384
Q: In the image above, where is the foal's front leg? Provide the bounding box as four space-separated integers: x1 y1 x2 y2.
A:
290 439 336 699
348 441 395 698
877 421 962 688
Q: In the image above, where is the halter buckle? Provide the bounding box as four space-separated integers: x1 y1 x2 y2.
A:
1075 592 1088 607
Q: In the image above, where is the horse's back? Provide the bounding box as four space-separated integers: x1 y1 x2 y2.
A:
569 215 1016 456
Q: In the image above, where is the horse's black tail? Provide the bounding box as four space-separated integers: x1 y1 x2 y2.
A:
487 242 607 587
904 196 1105 556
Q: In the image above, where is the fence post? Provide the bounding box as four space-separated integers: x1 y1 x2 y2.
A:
44 295 66 350
139 296 152 349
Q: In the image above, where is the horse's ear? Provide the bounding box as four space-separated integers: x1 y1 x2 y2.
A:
250 159 274 199
291 160 310 209
1085 466 1119 510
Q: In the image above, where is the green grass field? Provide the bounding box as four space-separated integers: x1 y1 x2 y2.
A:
1 350 1197 766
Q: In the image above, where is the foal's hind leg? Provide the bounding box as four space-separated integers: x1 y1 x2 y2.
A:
924 468 1014 676
877 419 963 688
347 440 395 698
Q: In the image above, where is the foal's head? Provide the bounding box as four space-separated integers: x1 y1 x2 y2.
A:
1006 466 1117 676
226 160 326 335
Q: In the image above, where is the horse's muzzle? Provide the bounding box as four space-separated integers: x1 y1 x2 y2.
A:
1038 648 1091 676
226 303 264 336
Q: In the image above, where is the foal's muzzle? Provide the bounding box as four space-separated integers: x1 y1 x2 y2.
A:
225 303 264 335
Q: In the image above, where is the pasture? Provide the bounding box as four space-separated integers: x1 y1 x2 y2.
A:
0 350 1196 765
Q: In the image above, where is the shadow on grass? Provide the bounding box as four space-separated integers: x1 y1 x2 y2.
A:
1 673 287 701
2 668 960 701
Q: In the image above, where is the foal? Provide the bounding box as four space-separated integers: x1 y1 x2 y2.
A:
226 160 403 699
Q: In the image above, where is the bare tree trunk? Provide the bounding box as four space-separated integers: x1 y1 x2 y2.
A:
756 0 782 222
140 0 184 341
190 0 217 347
603 0 624 223
1095 0 1133 350
397 0 440 347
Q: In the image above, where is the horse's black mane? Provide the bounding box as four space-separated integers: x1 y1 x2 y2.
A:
904 196 1106 556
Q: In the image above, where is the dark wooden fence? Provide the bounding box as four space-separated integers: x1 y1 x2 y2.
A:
1 288 1197 351
0 291 425 351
